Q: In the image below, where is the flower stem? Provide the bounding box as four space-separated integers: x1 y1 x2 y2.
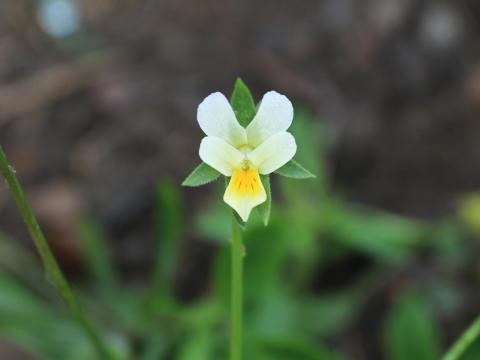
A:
442 315 480 360
230 219 243 360
0 147 114 360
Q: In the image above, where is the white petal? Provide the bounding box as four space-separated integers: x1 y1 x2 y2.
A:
197 92 247 147
246 91 293 147
248 132 296 175
199 136 244 176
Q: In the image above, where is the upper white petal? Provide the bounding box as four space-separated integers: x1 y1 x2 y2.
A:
199 136 244 176
248 132 297 175
197 92 247 147
246 91 293 148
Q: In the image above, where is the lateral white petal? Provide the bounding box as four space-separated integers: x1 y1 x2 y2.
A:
248 132 297 175
197 92 247 147
199 136 244 176
246 91 293 147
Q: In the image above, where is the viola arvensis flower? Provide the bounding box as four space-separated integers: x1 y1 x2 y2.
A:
183 80 313 224
198 91 295 221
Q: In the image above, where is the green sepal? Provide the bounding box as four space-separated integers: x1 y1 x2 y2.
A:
275 160 316 179
230 78 256 127
182 163 221 187
257 175 272 226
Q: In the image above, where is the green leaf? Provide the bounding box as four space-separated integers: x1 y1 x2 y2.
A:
324 203 424 263
77 217 118 296
459 338 480 360
259 336 347 360
298 294 362 337
177 330 214 360
383 293 441 360
153 180 183 297
195 204 232 242
182 163 221 187
276 160 316 179
139 333 169 360
0 274 95 360
257 175 272 226
243 224 288 302
212 245 230 307
230 78 256 127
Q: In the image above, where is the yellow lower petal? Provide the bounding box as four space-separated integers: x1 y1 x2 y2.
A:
223 168 267 222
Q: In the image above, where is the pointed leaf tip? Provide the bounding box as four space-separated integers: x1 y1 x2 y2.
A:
182 163 221 187
275 160 316 179
230 78 256 127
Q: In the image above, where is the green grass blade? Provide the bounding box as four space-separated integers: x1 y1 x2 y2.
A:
0 146 114 360
442 315 480 360
153 180 183 297
77 216 118 297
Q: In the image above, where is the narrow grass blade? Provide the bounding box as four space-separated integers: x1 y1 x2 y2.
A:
0 146 114 360
77 216 118 298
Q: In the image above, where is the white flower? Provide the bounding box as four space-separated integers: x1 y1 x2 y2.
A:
197 91 297 222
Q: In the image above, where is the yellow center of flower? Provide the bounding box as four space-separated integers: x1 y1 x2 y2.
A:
230 168 261 195
223 166 267 221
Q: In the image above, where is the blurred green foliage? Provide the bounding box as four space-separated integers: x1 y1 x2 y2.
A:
0 110 478 359
383 293 441 360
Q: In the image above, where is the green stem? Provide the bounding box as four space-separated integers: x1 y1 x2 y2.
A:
230 219 243 360
0 147 114 360
442 315 480 360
